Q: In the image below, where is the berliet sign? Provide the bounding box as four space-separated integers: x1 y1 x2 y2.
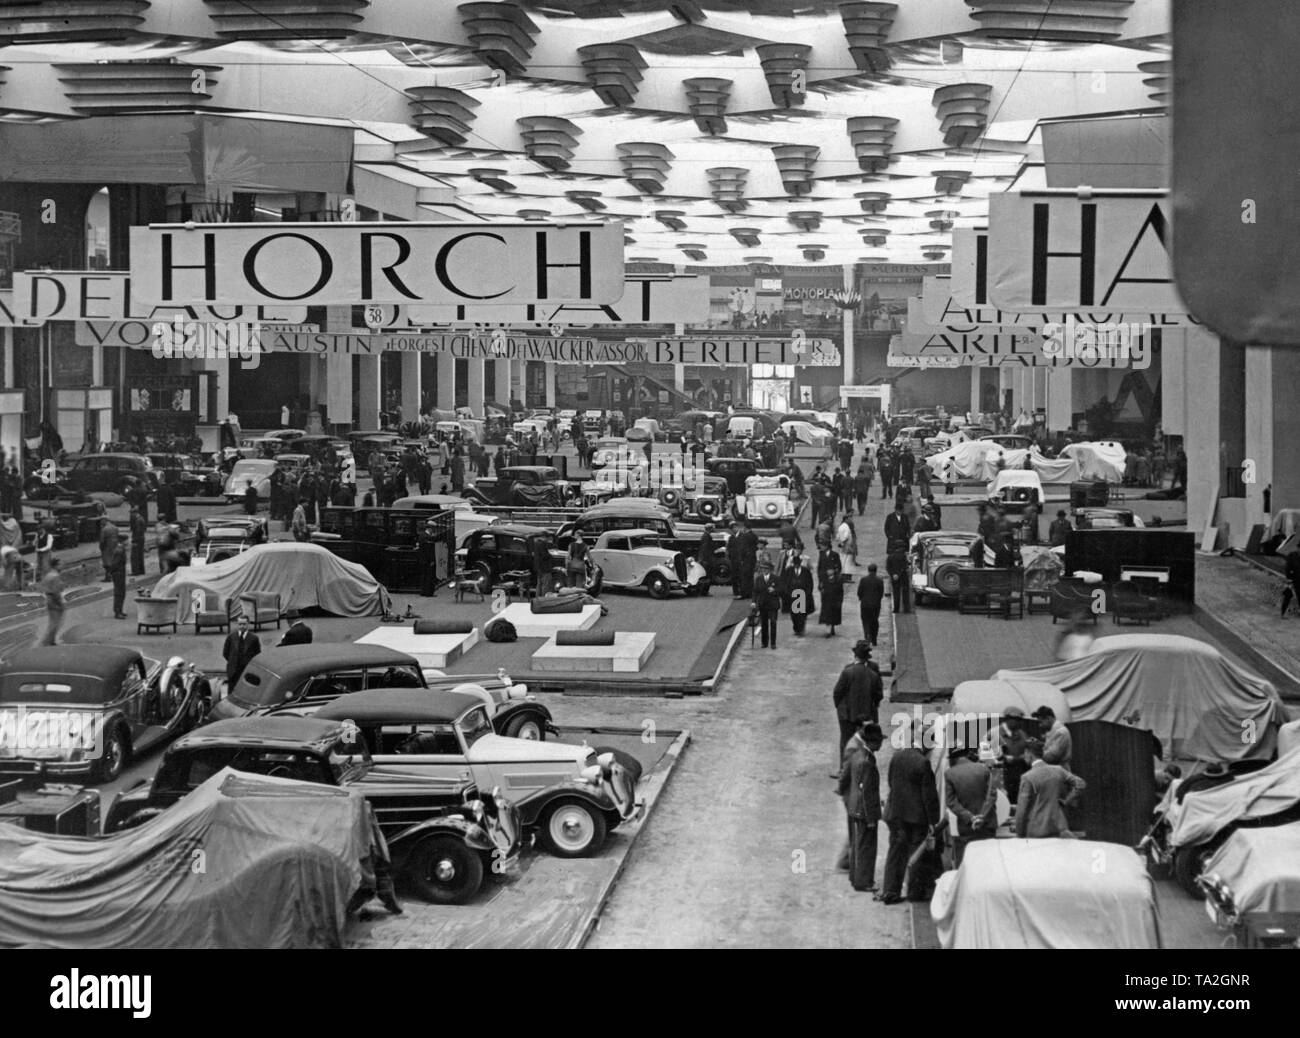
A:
128 221 626 307
638 337 841 367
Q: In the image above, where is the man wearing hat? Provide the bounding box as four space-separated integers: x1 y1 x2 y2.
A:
780 553 815 637
832 640 883 760
838 720 884 892
696 522 718 596
1049 509 1073 548
751 556 781 649
279 610 313 646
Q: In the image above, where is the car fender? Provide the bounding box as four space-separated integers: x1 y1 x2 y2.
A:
389 814 493 854
103 779 154 832
513 781 618 828
494 700 556 736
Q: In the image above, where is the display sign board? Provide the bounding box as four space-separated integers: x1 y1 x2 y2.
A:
75 321 318 349
987 194 1191 313
10 270 309 325
890 331 1150 368
1172 1 1300 343
256 330 643 363
128 221 626 307
636 337 841 367
840 385 887 398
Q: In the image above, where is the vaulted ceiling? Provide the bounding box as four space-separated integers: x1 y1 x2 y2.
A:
0 0 1173 267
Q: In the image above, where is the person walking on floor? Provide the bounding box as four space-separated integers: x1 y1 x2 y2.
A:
291 501 310 542
857 563 885 646
781 553 815 637
854 462 872 516
838 721 884 893
726 521 743 598
1014 738 1087 838
34 518 55 582
1282 549 1300 616
696 523 717 596
243 479 259 516
222 614 262 689
156 480 177 524
945 747 998 867
566 534 590 589
106 537 127 619
98 517 119 583
734 519 759 599
817 547 844 637
832 639 883 762
129 508 146 576
836 513 858 568
879 719 940 905
752 557 781 649
38 557 65 646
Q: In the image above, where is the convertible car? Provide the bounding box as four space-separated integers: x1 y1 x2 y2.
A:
0 646 210 784
316 689 641 858
587 529 707 598
735 474 795 525
105 717 521 906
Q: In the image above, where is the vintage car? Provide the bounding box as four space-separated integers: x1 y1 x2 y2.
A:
195 514 270 547
589 438 633 469
104 716 521 904
910 530 981 605
316 689 641 858
223 458 277 502
147 453 222 497
350 432 402 470
391 494 496 544
582 409 605 434
1199 823 1300 922
555 501 728 576
1073 507 1145 529
979 433 1037 451
1142 747 1300 896
588 529 707 598
209 642 555 741
580 468 638 508
704 456 771 497
627 418 664 442
892 426 936 453
191 528 254 568
735 474 795 525
461 465 582 508
779 420 833 449
0 646 211 784
458 524 601 596
236 436 283 460
986 468 1044 514
25 452 160 501
679 473 730 523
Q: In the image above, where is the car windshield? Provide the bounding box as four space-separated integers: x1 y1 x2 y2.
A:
930 542 972 558
456 707 493 749
627 535 664 550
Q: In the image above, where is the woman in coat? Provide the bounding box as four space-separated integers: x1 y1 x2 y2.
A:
818 547 844 636
566 534 590 589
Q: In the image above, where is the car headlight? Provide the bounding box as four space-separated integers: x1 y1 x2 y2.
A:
596 752 615 776
580 764 603 785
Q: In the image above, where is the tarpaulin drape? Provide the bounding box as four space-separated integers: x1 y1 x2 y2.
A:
154 542 391 621
1202 822 1300 916
0 770 378 949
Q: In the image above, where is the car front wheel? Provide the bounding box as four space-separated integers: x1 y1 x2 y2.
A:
646 573 670 599
402 835 485 904
538 799 607 858
503 713 545 741
92 726 130 784
469 562 493 595
1173 841 1221 898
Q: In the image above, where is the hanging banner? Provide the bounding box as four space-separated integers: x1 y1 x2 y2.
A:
986 194 1191 313
638 337 841 367
10 270 308 325
890 330 1150 368
256 330 646 363
0 289 41 328
128 221 626 307
386 274 709 328
75 321 318 349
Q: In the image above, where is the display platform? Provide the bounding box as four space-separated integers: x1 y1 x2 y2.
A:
356 625 480 668
494 603 601 638
531 632 656 673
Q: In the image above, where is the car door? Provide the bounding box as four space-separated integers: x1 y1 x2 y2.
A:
591 535 630 584
115 658 150 741
367 724 472 784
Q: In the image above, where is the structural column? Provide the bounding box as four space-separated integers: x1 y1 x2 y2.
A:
358 355 381 429
1244 344 1273 533
544 362 556 408
510 358 524 405
1046 368 1072 432
1182 326 1221 543
436 351 455 412
842 264 855 389
401 352 421 421
493 357 510 406
969 367 981 419
466 356 485 417
326 351 352 431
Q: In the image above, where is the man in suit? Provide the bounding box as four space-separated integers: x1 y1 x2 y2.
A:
278 610 313 646
883 501 911 553
98 517 119 583
885 545 912 614
733 519 759 599
880 719 940 904
832 639 883 759
1015 738 1087 838
751 557 781 649
945 748 998 866
839 721 884 892
781 553 815 637
222 614 262 688
696 523 717 595
1034 706 1073 768
857 563 885 645
129 508 146 576
106 538 127 619
725 521 743 598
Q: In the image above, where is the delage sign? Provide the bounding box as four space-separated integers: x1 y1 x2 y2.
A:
986 195 1191 314
128 221 625 307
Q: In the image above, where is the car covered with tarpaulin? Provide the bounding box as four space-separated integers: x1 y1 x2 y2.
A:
0 768 385 949
1201 821 1300 918
931 839 1161 949
154 542 391 622
994 634 1285 763
926 439 1125 484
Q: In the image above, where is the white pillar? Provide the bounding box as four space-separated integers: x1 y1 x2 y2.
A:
510 358 525 405
401 352 421 421
91 345 104 386
1046 368 1072 431
544 362 556 408
437 351 455 411
1244 344 1274 535
326 351 353 430
3 326 12 388
467 357 485 417
358 355 381 429
998 366 1014 415
969 367 981 418
1183 326 1222 541
493 357 510 406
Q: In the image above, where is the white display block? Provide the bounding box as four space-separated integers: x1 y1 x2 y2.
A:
495 603 600 639
356 625 480 669
531 632 656 673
